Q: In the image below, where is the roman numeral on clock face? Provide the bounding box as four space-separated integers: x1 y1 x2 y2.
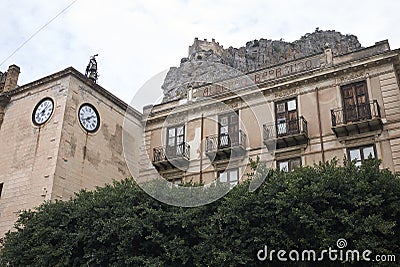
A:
33 98 54 126
78 104 99 132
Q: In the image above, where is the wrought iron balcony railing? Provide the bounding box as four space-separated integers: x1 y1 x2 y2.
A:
263 116 308 141
205 130 247 153
153 142 190 163
331 100 381 127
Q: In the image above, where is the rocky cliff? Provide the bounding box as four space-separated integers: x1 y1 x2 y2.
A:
162 29 362 102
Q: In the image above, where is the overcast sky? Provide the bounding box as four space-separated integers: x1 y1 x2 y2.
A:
1 0 399 110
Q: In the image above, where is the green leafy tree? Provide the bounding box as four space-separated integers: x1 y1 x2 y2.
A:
1 159 399 266
195 158 400 266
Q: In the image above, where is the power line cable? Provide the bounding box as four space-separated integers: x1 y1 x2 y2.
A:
0 0 78 68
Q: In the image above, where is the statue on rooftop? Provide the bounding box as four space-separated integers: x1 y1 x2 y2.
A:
85 54 98 83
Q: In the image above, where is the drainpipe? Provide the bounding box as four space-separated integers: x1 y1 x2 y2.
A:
316 86 325 163
199 113 204 184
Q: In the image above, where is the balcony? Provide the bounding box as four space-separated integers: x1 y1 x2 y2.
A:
331 100 383 137
263 116 309 149
152 142 190 171
205 130 247 162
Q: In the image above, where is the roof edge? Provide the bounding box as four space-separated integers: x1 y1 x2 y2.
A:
4 67 142 120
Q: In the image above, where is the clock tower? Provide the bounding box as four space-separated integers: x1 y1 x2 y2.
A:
0 65 143 236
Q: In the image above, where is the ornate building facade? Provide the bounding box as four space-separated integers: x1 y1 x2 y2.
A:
143 37 400 188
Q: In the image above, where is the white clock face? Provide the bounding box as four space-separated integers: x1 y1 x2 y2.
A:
33 98 54 125
78 104 99 132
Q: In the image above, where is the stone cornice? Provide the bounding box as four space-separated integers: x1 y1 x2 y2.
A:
5 67 142 121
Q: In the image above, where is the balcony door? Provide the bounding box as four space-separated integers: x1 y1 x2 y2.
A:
218 111 239 148
275 98 298 136
166 125 185 158
342 81 371 123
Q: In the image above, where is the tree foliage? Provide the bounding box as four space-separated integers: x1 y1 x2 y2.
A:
1 159 399 266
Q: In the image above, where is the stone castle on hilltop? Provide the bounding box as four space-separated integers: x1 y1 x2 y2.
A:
162 29 362 102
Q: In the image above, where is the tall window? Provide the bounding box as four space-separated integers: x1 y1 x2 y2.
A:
275 98 298 136
341 81 371 123
166 125 185 158
0 183 3 199
277 157 301 172
218 169 239 188
218 111 239 148
348 145 376 166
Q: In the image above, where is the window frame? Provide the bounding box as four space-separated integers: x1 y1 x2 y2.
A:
340 80 371 123
218 168 239 188
277 157 301 172
274 98 299 136
347 144 377 166
171 177 183 185
165 124 185 157
218 111 239 148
